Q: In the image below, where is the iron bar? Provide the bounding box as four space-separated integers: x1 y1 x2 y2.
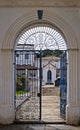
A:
40 49 42 120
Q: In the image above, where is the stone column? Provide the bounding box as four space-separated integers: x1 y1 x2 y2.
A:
0 49 15 124
66 49 80 125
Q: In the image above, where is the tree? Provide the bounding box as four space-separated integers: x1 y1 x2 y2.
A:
42 49 63 57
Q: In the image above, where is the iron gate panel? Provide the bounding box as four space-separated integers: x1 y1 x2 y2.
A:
60 52 67 119
15 49 42 121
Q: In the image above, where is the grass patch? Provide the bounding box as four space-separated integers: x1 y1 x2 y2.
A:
16 90 27 96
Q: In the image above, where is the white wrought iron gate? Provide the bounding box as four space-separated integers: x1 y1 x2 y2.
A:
15 50 42 121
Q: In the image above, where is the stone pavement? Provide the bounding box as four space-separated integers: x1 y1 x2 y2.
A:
0 124 80 130
16 95 64 122
16 86 64 122
42 96 64 122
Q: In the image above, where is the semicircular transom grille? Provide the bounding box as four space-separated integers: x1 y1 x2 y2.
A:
17 26 67 50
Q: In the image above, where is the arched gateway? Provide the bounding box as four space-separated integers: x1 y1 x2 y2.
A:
0 10 79 125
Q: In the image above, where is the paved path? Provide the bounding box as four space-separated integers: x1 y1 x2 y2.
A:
16 95 63 122
42 96 64 122
0 124 80 130
16 87 64 122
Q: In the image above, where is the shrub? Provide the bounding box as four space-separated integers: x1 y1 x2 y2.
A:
16 76 25 91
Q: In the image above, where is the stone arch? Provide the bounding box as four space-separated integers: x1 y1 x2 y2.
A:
1 10 78 50
0 10 79 125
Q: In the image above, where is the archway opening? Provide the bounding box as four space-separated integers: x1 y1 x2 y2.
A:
14 24 67 123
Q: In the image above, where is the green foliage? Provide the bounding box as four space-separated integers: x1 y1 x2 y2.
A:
16 90 27 96
53 50 63 57
35 49 63 58
42 49 53 57
42 49 63 57
16 76 25 91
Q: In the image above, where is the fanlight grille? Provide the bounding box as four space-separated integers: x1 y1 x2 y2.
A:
17 26 67 50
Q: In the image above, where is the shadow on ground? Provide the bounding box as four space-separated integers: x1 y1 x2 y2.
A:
0 124 80 130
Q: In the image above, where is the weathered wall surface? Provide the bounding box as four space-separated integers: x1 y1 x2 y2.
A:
0 0 80 7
